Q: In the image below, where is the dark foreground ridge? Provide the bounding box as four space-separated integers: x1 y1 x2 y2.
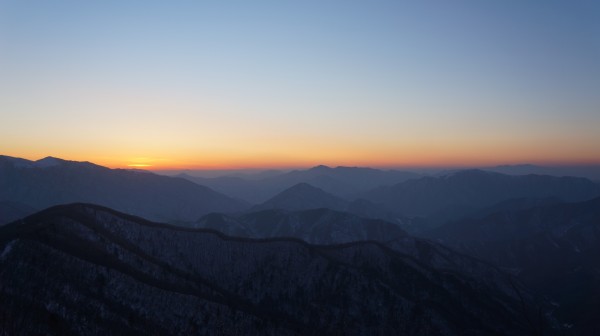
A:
0 203 553 335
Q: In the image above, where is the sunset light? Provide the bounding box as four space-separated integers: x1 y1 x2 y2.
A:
127 164 152 168
1 1 598 170
2 1 600 334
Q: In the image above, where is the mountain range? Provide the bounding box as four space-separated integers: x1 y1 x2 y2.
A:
195 206 555 314
484 164 600 182
247 182 412 227
362 169 600 218
178 165 420 203
0 155 247 223
427 197 600 335
0 203 554 335
196 208 407 244
3 154 600 333
179 165 600 229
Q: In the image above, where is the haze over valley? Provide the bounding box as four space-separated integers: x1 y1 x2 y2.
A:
2 155 600 334
2 0 599 335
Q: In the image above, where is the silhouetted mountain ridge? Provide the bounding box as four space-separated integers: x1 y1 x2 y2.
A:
0 203 554 335
251 183 348 212
364 169 600 217
249 183 407 226
181 165 420 203
197 208 408 245
0 155 247 223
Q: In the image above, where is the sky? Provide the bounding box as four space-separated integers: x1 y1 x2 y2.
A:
1 0 599 169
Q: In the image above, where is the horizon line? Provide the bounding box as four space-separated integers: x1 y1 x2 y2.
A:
3 154 600 171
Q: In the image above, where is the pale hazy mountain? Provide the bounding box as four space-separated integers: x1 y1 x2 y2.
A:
179 165 420 203
250 182 349 212
364 169 600 217
248 183 406 225
484 164 600 181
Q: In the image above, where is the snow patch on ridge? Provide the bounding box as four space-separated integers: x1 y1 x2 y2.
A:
0 240 17 260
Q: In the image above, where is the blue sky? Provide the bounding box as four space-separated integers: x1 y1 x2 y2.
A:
1 0 599 168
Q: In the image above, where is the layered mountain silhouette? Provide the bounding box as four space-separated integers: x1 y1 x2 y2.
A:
180 165 420 203
485 164 600 182
3 155 595 334
250 183 349 212
248 183 406 225
196 206 552 310
196 208 407 244
0 155 247 223
427 197 600 335
363 169 600 218
0 203 554 335
0 201 37 225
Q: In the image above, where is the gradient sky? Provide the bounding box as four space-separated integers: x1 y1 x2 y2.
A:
1 0 599 169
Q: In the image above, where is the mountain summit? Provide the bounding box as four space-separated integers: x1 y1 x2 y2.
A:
251 183 348 211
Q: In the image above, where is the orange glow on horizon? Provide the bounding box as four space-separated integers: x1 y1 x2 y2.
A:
2 154 599 171
111 155 600 171
3 144 599 171
127 164 153 168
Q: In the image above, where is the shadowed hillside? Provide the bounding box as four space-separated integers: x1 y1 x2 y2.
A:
0 204 553 335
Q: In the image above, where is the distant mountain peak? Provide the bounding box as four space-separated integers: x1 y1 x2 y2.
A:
0 155 70 169
34 156 65 168
0 155 33 167
273 182 339 200
309 165 331 172
494 163 538 169
252 182 348 212
451 168 487 174
445 169 501 178
286 182 322 191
